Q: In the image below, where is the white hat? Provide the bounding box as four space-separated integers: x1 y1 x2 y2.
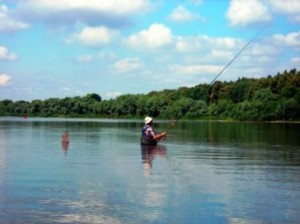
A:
144 116 153 124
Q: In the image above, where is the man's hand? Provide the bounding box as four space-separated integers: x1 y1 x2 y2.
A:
154 132 167 140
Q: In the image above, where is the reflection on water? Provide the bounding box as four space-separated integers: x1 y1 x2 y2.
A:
0 118 299 224
171 121 300 147
61 141 69 154
141 144 166 176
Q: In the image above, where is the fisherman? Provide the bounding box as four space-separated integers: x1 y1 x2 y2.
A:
61 130 69 144
141 116 167 145
61 130 69 155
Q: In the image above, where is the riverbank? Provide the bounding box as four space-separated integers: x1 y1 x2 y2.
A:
1 116 299 124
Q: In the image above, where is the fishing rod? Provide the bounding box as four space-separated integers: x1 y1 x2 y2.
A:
157 118 179 143
160 27 266 141
210 27 266 85
165 118 179 134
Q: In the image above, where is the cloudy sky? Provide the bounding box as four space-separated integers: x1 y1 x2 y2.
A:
0 0 299 101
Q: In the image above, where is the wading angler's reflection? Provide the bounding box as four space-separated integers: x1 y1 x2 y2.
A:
141 144 166 176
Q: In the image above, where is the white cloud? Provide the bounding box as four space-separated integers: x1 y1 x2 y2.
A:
169 5 197 22
167 32 282 83
211 49 233 59
0 74 11 86
104 91 122 99
168 64 221 75
68 26 117 46
16 0 150 27
175 38 192 52
291 57 300 64
59 86 71 94
227 0 271 26
112 58 143 73
175 35 239 53
273 31 300 47
126 23 172 48
19 0 148 15
0 46 17 60
209 36 238 48
267 0 300 22
270 0 300 14
294 15 300 22
0 4 28 32
247 43 280 56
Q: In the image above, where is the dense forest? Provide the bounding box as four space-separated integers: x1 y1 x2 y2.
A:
1 69 300 121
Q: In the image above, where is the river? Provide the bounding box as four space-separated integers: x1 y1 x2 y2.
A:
0 117 299 224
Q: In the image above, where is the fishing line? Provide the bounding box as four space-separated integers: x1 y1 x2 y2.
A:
160 27 267 139
210 27 267 85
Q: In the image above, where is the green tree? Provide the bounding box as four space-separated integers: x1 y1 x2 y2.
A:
188 84 210 102
111 94 138 117
1 70 299 121
230 79 254 103
253 88 277 102
161 97 193 118
185 100 208 118
209 82 222 104
280 98 300 119
13 100 30 115
30 100 43 115
0 99 13 115
281 85 298 98
207 99 234 119
145 95 169 117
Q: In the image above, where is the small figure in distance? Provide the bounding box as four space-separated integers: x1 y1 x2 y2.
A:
141 116 167 145
61 130 69 144
61 130 70 154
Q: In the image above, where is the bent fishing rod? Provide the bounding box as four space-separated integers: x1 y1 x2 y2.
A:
161 27 266 139
210 27 266 85
157 118 178 143
165 118 179 134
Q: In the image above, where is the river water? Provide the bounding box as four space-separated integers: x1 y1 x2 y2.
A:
0 117 299 224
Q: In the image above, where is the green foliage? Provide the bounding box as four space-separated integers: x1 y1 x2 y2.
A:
230 79 254 103
1 69 300 121
281 85 298 98
161 97 193 118
185 100 208 119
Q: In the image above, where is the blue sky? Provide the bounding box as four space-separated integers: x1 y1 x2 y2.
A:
0 0 299 101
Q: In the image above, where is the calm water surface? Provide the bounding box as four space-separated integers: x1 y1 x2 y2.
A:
0 117 299 224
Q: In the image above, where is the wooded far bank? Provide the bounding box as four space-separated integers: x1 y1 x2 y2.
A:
1 69 299 121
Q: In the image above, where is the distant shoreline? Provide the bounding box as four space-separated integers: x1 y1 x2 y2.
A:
1 116 299 124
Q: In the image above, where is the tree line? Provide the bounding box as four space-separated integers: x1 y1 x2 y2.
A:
1 69 299 121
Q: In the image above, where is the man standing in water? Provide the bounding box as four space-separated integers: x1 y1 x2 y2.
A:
141 116 167 145
61 130 70 154
61 130 69 143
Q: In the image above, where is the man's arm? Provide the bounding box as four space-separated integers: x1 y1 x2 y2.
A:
153 132 167 141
